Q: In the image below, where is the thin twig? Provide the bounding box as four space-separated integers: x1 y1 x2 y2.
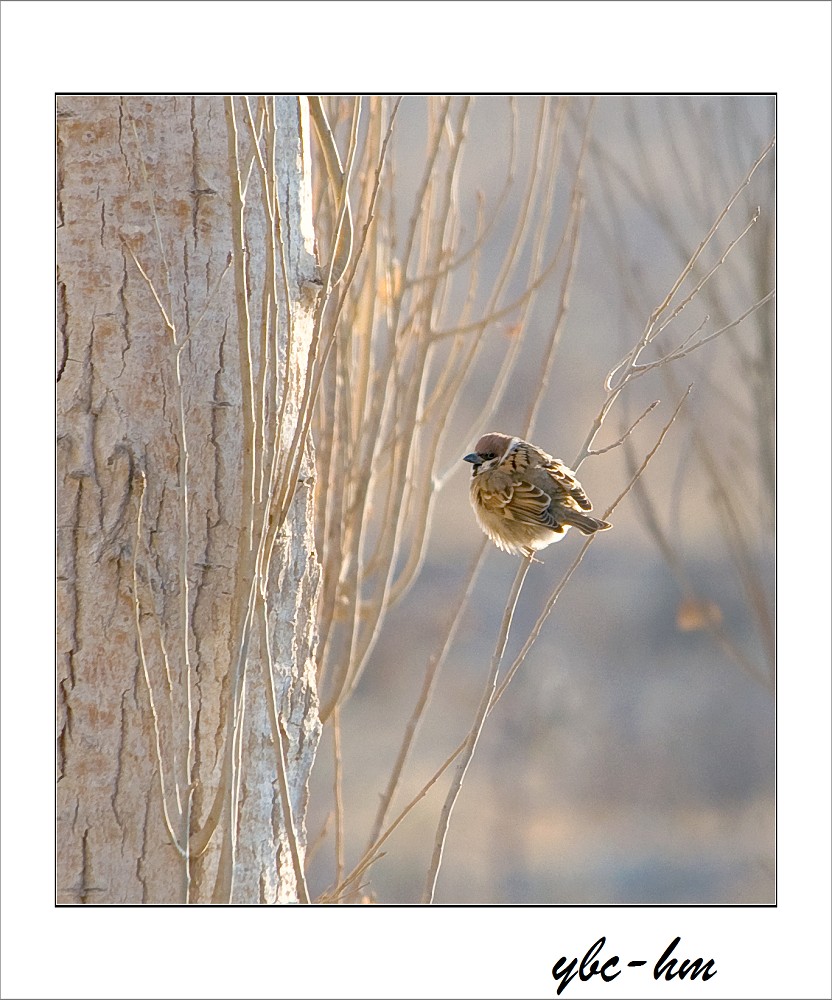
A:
132 471 186 860
367 539 489 849
586 399 660 457
422 555 533 904
121 232 194 899
332 707 345 891
261 603 311 903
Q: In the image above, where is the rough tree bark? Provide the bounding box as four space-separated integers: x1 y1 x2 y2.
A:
57 95 322 903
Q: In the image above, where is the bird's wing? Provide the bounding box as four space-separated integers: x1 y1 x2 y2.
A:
542 459 593 511
481 479 556 528
505 442 593 512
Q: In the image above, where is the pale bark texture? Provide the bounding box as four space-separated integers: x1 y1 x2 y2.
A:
57 95 322 903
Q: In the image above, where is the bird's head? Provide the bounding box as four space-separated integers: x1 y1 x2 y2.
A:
463 432 518 475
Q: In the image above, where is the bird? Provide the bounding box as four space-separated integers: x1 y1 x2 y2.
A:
463 432 611 557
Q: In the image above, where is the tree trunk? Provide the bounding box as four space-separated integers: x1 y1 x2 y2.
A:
57 95 322 904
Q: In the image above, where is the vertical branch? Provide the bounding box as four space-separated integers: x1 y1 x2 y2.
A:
261 604 311 903
225 96 258 557
197 95 264 901
172 333 195 902
120 233 194 895
132 470 186 861
332 707 345 890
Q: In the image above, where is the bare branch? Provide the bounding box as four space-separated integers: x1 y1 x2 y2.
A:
422 555 533 903
586 399 660 457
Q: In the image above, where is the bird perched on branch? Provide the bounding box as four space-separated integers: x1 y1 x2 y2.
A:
463 432 611 557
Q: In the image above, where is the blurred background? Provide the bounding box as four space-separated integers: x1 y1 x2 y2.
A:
306 95 775 904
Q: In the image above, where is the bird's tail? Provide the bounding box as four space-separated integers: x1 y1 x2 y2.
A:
562 510 612 535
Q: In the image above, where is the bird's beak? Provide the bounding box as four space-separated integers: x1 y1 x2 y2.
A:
463 452 480 464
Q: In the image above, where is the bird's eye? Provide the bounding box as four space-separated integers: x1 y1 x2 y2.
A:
482 453 495 461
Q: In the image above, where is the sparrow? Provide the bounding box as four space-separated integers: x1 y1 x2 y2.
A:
463 432 611 557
